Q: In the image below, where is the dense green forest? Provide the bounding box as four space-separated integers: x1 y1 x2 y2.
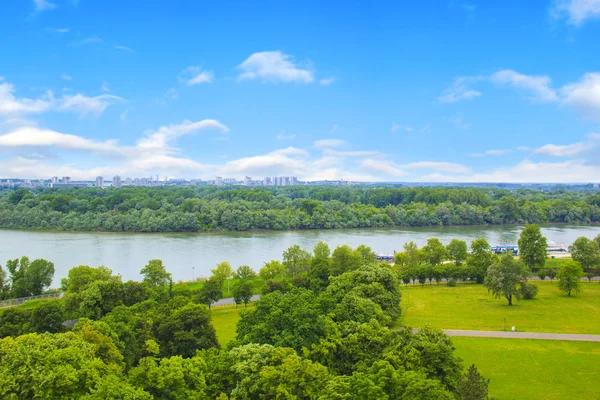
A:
1 185 600 232
0 241 493 399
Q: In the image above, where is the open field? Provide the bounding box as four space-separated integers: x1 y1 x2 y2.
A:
211 304 254 345
399 281 600 334
453 337 600 400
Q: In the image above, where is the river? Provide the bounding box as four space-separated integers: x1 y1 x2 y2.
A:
2 225 599 284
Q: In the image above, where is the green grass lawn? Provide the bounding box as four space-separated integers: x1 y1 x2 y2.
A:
399 281 600 334
210 304 254 345
453 337 600 400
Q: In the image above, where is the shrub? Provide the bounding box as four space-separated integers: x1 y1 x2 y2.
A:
448 279 457 287
519 282 538 300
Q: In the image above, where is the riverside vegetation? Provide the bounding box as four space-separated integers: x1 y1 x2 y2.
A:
1 226 599 399
2 185 600 232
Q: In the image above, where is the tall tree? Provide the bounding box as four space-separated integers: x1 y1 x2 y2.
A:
458 364 490 400
422 238 447 266
282 245 312 277
467 238 495 283
199 277 222 308
518 224 548 270
140 259 171 287
259 260 285 280
483 255 529 306
569 237 600 272
211 261 233 285
330 245 361 276
24 259 55 296
446 239 468 266
235 265 256 282
233 280 253 307
557 261 583 297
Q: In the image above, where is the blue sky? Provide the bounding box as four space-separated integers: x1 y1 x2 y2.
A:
1 0 600 182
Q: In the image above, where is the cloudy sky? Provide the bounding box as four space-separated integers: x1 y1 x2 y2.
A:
1 0 600 182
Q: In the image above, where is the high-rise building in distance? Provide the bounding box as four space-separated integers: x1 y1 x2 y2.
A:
113 175 122 188
96 176 103 188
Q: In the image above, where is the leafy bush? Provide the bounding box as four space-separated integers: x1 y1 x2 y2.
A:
519 282 538 300
448 279 457 287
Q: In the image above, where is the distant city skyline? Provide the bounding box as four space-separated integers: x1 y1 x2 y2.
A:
1 1 600 182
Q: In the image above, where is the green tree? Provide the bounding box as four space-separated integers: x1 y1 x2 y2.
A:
5 256 30 298
467 238 495 283
155 302 219 357
330 244 361 276
569 236 600 272
212 261 233 285
557 261 583 297
422 238 447 266
309 241 331 292
0 307 31 338
140 259 171 287
282 244 312 277
236 289 328 352
518 224 548 270
235 265 256 281
129 355 208 399
198 276 222 308
233 280 253 307
30 300 65 333
24 258 55 296
484 255 529 305
0 264 9 299
60 265 113 293
0 332 125 399
458 364 490 400
7 188 33 205
446 239 468 266
259 260 285 280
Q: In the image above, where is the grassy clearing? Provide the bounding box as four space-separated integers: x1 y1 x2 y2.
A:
210 304 254 346
452 337 600 400
399 281 600 334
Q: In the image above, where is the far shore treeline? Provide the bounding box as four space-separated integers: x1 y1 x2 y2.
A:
1 185 600 232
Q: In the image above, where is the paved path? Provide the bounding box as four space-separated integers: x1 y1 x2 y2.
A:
411 328 600 342
212 294 261 307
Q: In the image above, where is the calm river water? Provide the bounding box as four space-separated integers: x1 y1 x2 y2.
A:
2 225 599 283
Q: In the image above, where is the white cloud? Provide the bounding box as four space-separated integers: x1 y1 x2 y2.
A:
517 146 531 151
276 131 295 140
319 77 335 86
438 76 483 103
57 94 124 117
237 51 314 83
534 142 595 157
0 127 119 153
402 161 471 174
313 139 346 148
101 82 110 92
323 149 381 157
0 81 54 116
34 0 56 11
470 149 514 157
137 119 229 151
490 69 557 102
114 45 135 53
221 147 308 176
179 66 214 86
50 28 70 33
391 123 413 133
60 74 72 81
560 73 600 119
421 159 600 183
359 159 408 177
120 109 129 122
76 37 102 45
552 0 600 26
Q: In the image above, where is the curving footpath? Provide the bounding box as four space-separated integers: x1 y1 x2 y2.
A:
411 328 600 342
